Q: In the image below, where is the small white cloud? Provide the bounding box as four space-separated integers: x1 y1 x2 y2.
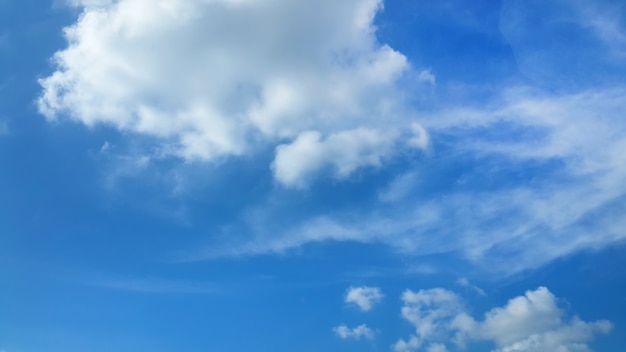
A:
272 128 397 188
407 122 430 150
99 141 110 153
400 288 464 340
417 69 436 85
393 335 420 352
426 343 448 352
456 277 486 296
345 286 383 311
333 324 375 340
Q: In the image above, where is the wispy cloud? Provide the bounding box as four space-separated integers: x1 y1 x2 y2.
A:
0 120 8 136
37 0 626 278
191 86 626 275
87 276 216 294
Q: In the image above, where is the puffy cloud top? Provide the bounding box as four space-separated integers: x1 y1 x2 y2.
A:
394 287 612 352
345 286 383 312
39 0 424 187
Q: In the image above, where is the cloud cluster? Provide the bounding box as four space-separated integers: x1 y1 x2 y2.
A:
211 86 626 274
345 286 383 312
39 0 425 187
394 287 611 352
39 0 626 276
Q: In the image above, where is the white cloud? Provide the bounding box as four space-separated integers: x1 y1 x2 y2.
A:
206 86 626 275
39 0 426 187
272 128 396 188
417 69 436 85
41 0 626 276
400 288 464 341
345 286 383 311
393 335 420 352
378 171 418 203
426 343 448 352
456 277 486 296
393 287 611 352
333 324 375 340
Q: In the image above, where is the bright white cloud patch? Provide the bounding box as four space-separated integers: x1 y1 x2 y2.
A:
39 0 424 187
393 287 611 352
272 128 396 188
345 286 383 311
333 324 375 340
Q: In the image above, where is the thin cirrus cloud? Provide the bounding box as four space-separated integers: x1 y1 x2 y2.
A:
392 286 612 352
38 0 427 188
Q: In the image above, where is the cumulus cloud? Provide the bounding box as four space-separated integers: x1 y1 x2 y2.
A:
399 288 464 342
394 335 421 352
345 286 383 311
38 0 425 187
333 324 375 340
455 287 612 352
272 128 396 188
393 287 611 352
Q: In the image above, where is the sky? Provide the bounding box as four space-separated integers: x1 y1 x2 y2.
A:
1 0 626 351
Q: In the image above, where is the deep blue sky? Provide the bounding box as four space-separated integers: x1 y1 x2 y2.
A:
1 1 626 351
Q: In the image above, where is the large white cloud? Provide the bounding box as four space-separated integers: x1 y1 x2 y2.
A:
393 287 612 352
39 0 424 187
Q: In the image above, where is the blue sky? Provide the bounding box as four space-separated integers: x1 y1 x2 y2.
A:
1 0 626 351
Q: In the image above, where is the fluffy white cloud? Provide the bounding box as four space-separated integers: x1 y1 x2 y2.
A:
345 286 383 312
453 287 612 352
272 128 396 188
333 324 375 340
400 288 464 340
393 335 420 352
39 0 425 187
393 287 611 352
